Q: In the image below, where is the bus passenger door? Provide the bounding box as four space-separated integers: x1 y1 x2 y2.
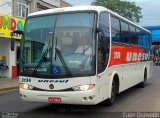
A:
96 12 111 101
96 33 111 101
97 45 110 101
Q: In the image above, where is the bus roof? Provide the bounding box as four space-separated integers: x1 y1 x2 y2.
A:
28 6 106 17
28 6 150 33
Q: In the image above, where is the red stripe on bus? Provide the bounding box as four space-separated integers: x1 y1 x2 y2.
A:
108 46 144 67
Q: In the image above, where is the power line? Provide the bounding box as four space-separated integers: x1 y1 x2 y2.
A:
0 2 10 8
1 7 25 19
6 9 19 16
0 7 18 17
50 0 59 3
142 19 160 21
48 0 60 7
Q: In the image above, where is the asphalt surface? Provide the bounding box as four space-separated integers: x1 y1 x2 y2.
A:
0 66 160 118
0 78 18 92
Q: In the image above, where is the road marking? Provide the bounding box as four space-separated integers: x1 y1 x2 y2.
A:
0 87 19 93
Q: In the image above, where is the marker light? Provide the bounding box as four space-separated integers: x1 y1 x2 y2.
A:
72 84 95 91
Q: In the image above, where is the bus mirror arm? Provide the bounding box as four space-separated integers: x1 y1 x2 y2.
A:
96 27 105 40
96 28 101 33
96 28 105 36
97 28 105 47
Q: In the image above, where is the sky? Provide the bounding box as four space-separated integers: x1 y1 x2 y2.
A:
65 0 160 27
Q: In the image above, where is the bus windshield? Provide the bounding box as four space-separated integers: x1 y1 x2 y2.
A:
20 12 96 77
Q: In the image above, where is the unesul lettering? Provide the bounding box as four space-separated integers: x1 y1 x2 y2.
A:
126 52 150 62
38 79 69 83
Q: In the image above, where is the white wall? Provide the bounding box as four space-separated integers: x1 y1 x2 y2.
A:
0 0 12 77
0 0 12 16
0 38 10 77
8 40 20 78
0 38 20 78
0 40 2 54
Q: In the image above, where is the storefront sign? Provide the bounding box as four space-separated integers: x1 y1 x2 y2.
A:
0 14 25 39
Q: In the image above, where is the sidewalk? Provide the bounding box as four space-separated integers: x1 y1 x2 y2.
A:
0 77 19 92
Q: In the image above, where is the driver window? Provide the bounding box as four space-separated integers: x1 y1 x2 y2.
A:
75 32 92 55
60 32 74 54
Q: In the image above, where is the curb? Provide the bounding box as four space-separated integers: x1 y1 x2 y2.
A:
0 86 19 92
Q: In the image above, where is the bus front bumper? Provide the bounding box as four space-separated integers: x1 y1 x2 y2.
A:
19 88 97 105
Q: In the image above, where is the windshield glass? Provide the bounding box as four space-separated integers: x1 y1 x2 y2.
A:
20 12 96 77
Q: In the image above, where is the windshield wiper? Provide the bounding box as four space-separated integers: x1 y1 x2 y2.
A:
54 38 72 77
32 38 52 75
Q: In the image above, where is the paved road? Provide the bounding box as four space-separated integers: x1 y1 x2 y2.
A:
0 66 160 118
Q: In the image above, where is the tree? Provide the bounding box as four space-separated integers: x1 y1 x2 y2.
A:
92 0 142 23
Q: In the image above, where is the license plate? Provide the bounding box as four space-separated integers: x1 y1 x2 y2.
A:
48 97 61 103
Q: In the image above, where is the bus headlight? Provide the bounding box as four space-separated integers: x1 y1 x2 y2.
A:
20 83 34 90
72 84 95 91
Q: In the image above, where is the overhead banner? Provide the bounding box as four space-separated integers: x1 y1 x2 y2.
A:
0 14 25 39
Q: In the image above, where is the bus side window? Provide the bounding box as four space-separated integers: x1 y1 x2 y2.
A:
136 28 141 47
121 21 130 45
148 34 152 48
141 33 148 48
111 16 121 43
138 35 142 47
98 12 110 73
129 25 137 46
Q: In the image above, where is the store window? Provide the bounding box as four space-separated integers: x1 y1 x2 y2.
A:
16 0 29 18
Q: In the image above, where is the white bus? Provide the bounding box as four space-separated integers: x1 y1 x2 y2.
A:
16 6 152 105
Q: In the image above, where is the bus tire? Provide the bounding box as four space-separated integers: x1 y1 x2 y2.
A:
139 69 147 88
103 77 119 106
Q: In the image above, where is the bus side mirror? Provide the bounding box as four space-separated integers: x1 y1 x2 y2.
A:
96 28 105 48
10 30 24 51
11 38 15 51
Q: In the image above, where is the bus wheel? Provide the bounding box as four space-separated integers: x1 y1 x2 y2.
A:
103 78 118 106
139 69 147 88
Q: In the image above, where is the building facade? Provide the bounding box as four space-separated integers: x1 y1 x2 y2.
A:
0 0 71 78
145 26 160 65
145 26 160 44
